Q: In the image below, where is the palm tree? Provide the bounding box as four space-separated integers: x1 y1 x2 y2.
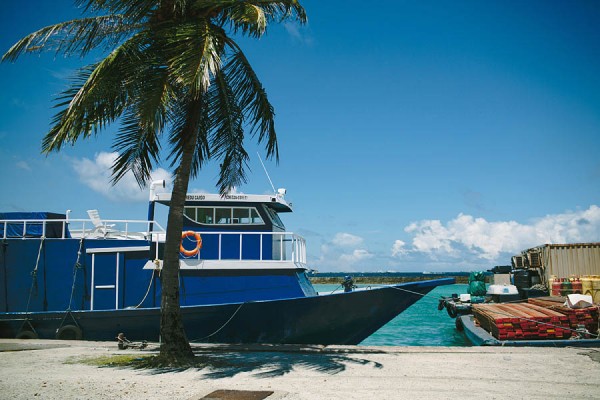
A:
2 0 306 363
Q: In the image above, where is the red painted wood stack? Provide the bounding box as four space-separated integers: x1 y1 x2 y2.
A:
472 303 572 341
528 297 599 335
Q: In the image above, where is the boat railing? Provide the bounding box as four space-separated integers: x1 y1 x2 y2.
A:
184 231 307 265
0 218 166 240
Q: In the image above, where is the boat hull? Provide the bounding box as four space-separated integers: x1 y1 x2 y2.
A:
0 278 453 345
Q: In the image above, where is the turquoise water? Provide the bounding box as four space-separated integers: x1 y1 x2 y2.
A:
314 283 470 346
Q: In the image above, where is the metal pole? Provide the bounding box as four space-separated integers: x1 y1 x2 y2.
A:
90 254 95 310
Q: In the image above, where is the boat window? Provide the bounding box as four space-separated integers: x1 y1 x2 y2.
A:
197 208 213 224
233 208 249 224
184 206 263 225
215 208 231 224
264 206 284 229
184 208 196 221
251 208 262 224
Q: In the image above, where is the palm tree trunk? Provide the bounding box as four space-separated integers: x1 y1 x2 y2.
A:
159 99 203 362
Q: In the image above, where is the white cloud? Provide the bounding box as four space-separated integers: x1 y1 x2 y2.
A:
72 152 171 202
339 249 373 264
332 232 363 247
16 161 31 171
391 240 407 257
316 232 372 271
283 22 313 45
311 207 600 272
310 206 600 272
400 206 600 261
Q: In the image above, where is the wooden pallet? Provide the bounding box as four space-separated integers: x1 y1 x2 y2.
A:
472 303 572 341
528 297 599 334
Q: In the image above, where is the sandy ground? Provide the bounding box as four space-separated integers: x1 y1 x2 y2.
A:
0 339 599 400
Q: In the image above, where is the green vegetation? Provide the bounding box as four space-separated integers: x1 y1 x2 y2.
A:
74 354 152 368
72 353 236 370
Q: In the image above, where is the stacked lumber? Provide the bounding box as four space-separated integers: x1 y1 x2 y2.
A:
528 297 599 334
472 303 571 341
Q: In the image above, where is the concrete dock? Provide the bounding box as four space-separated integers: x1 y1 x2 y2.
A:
0 339 598 399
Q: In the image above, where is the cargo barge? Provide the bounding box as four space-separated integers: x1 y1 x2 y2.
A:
456 297 599 346
457 314 600 347
439 243 600 346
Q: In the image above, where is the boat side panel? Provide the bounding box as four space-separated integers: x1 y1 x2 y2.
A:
177 270 313 305
459 315 500 346
87 249 155 310
0 238 155 313
182 280 448 345
297 271 318 297
0 238 81 312
1 237 314 313
0 278 452 343
158 234 275 262
179 202 281 261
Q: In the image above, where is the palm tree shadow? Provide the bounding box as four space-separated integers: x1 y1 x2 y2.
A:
195 351 384 379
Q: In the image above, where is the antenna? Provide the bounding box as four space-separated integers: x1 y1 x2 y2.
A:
257 152 276 194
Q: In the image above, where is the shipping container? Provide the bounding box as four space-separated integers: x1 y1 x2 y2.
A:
515 243 600 284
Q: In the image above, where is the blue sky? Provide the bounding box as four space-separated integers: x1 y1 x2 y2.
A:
1 0 599 272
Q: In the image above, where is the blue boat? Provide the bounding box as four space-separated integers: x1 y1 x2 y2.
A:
0 182 454 344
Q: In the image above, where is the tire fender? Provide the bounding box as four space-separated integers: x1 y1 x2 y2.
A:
56 324 83 340
16 330 38 339
446 303 458 319
455 317 464 332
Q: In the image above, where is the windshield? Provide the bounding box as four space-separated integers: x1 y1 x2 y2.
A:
263 206 284 229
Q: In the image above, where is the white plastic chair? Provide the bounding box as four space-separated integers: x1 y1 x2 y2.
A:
87 209 116 237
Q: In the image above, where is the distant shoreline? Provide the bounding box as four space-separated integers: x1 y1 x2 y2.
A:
309 275 472 285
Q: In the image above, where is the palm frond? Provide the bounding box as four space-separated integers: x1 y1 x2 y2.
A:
110 64 172 185
42 32 151 153
111 108 162 186
191 117 211 178
161 21 225 95
209 69 248 193
223 39 278 160
11 0 301 194
188 1 305 38
2 15 136 61
76 0 157 21
222 3 267 38
42 64 122 152
231 0 306 31
167 93 210 178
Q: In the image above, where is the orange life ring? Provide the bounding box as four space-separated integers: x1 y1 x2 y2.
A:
180 231 202 257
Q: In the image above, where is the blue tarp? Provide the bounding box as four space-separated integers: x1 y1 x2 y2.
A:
0 212 71 238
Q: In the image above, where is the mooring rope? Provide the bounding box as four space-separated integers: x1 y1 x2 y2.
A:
190 302 245 342
56 238 86 332
18 237 46 335
24 237 45 314
134 266 158 308
367 283 441 301
66 238 85 311
328 284 343 294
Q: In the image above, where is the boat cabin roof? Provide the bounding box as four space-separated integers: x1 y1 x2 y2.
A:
153 192 293 213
